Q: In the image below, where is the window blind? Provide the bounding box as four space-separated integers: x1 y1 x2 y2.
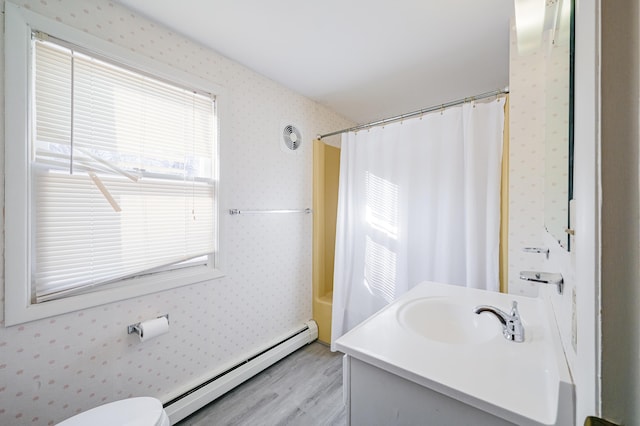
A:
33 36 217 303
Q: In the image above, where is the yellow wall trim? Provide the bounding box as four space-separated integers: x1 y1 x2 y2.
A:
499 95 510 293
312 140 341 344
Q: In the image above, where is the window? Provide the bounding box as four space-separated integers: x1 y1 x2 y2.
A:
5 4 223 325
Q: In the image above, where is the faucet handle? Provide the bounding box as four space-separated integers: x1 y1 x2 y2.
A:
507 301 525 342
510 300 519 317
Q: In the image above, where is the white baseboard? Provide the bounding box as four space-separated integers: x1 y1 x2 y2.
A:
164 320 318 424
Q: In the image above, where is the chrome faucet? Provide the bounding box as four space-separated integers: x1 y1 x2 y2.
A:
473 301 525 343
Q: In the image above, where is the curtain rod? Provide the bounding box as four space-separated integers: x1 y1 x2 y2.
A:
317 87 509 140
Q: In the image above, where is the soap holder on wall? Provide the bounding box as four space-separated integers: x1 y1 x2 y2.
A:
519 271 564 294
522 247 550 258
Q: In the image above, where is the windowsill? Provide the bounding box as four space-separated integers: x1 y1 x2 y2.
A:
4 267 225 327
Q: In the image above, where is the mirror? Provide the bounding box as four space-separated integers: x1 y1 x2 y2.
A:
544 0 574 250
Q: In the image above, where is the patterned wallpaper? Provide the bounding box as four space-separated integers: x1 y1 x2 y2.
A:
508 22 577 371
507 22 548 297
0 1 352 424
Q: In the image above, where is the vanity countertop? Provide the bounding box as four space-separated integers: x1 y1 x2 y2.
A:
334 281 574 426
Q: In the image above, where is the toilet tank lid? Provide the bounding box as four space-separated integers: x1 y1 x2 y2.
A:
57 397 166 426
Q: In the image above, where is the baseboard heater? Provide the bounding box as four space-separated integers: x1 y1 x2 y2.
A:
163 319 318 424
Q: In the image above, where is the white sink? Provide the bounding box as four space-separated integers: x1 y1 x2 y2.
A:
335 281 575 426
397 297 500 344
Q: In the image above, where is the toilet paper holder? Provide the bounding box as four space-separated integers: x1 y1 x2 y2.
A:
127 314 169 336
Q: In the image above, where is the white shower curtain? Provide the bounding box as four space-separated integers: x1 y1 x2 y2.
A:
331 98 505 348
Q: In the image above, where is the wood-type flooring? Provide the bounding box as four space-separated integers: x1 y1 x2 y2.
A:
176 341 347 426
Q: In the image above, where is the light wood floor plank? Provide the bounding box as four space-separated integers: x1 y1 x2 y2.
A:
176 342 347 426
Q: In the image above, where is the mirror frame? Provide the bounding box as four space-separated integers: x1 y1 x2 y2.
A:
567 0 576 251
544 0 576 251
567 0 575 251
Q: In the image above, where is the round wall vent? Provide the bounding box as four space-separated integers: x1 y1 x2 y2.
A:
282 124 302 151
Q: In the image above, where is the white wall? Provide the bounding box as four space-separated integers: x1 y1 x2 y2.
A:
571 0 600 421
0 1 352 424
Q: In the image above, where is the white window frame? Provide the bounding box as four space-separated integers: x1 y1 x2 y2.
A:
4 3 225 326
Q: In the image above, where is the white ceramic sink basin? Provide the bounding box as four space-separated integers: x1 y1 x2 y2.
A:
397 297 500 344
335 281 575 426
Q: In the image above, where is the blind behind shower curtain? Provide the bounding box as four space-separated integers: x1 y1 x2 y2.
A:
331 97 505 348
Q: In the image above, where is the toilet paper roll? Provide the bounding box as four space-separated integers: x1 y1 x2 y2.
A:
138 316 169 342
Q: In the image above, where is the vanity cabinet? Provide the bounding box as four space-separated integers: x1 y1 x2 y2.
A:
343 355 516 426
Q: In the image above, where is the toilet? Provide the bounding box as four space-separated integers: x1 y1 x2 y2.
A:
57 397 170 426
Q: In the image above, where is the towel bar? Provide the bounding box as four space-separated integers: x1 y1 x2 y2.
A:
229 208 312 215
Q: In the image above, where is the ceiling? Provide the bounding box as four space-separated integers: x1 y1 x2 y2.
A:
117 0 513 125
